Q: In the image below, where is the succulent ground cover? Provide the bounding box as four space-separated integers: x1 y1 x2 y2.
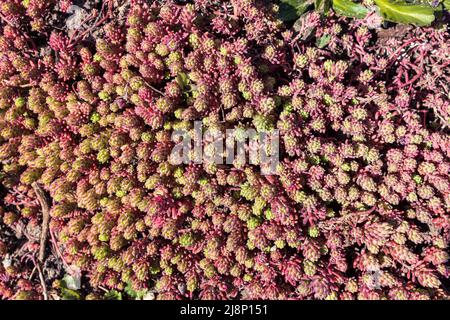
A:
0 0 449 300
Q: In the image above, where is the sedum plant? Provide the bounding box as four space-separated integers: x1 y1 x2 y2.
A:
0 0 448 300
280 0 448 26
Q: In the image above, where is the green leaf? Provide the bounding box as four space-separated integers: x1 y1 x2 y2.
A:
124 281 147 300
279 0 311 21
315 0 332 13
444 0 450 9
176 72 189 89
374 0 436 26
316 34 332 48
58 273 82 300
104 290 123 300
60 288 82 300
332 0 370 19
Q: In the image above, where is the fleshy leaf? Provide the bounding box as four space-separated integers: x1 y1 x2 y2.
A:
104 290 123 300
315 0 332 13
58 275 82 300
124 281 147 300
279 0 311 21
60 288 82 300
176 72 189 89
332 0 370 19
374 0 436 26
316 34 332 48
444 0 450 9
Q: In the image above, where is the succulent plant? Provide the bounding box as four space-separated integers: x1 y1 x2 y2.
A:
0 0 448 300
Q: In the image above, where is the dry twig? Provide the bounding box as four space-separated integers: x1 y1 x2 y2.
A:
35 259 49 300
32 182 51 263
31 182 52 300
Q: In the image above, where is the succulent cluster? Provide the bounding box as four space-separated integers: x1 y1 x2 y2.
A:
0 0 449 300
